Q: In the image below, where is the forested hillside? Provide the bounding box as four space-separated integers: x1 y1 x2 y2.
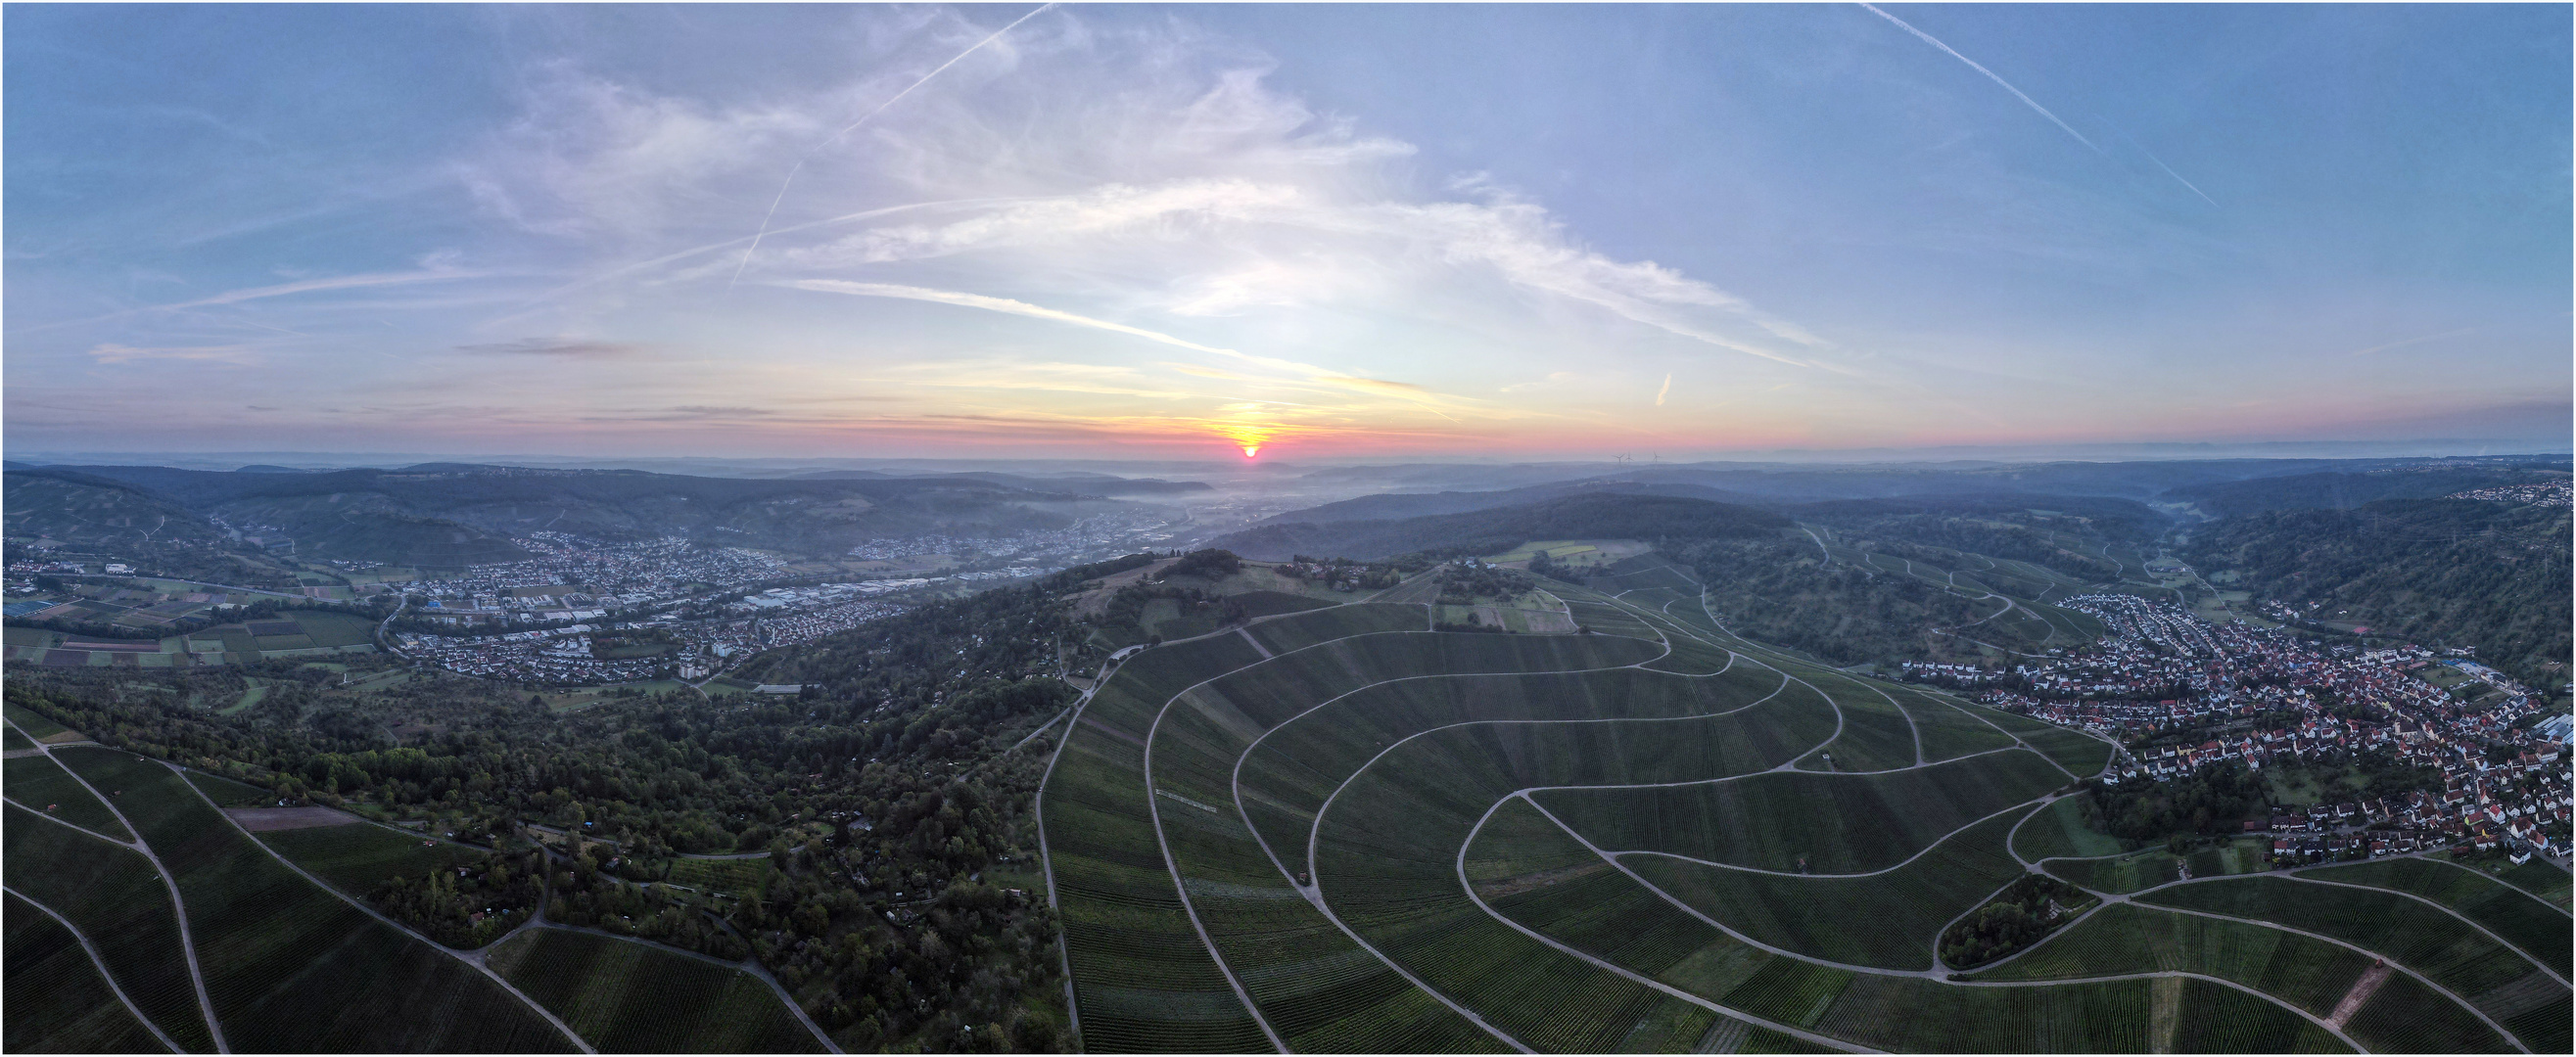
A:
2185 497 2571 687
2166 465 2567 517
0 558 1172 1051
1654 535 2008 666
7 463 1123 564
1212 492 1787 561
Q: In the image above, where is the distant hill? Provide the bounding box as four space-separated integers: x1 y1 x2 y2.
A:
1 470 230 550
2162 467 2572 518
2184 497 2572 687
5 463 1132 566
1250 480 1768 527
1210 492 1788 561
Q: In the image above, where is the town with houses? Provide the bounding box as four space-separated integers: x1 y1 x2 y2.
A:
1902 593 2573 869
7 509 1218 687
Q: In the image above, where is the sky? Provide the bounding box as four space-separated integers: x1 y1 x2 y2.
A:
6 3 2569 463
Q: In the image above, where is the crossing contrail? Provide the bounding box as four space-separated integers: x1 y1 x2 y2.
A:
728 3 1057 290
1857 3 2100 154
2138 145 2218 207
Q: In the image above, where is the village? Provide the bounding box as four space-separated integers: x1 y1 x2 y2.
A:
1901 593 2572 866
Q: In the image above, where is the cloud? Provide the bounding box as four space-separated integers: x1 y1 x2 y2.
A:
2348 328 2477 357
730 3 1064 287
788 279 1497 415
782 279 1237 354
664 405 772 416
20 268 493 335
1656 373 1672 406
455 338 642 356
1502 371 1575 393
1859 3 2100 153
86 343 260 365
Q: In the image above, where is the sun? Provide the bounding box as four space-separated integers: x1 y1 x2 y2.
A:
1241 445 1260 458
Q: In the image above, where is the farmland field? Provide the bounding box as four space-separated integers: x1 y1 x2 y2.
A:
6 754 135 840
1013 556 2558 1052
3 803 211 1052
660 854 773 896
2011 794 2138 860
2141 876 2570 1053
486 927 821 1052
4 892 170 1053
255 822 488 902
53 747 578 1053
182 770 272 807
2305 857 2571 969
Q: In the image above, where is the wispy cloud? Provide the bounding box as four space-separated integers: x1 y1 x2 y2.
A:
1859 3 2100 154
784 279 1494 418
455 338 643 357
781 279 1236 354
86 343 262 365
19 268 492 335
731 3 1061 288
2348 328 2476 357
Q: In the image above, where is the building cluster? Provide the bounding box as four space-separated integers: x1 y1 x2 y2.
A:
387 540 935 683
845 511 1186 567
2447 479 2573 509
398 534 796 619
1903 593 2572 861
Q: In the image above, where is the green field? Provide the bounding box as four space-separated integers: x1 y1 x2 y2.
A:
2305 857 2572 970
1535 749 2062 873
660 854 773 896
2142 876 2569 1053
3 892 169 1053
486 928 821 1052
55 747 578 1052
1624 808 2033 971
182 770 274 807
6 702 71 739
1967 902 2372 1017
2492 857 2574 910
2011 794 2140 860
2 802 211 1051
255 823 488 901
6 754 135 840
1037 557 2542 1052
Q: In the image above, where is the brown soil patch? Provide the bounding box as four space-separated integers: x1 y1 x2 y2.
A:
2327 962 2394 1029
225 805 362 831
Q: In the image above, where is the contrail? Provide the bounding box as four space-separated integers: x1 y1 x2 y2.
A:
2138 146 2218 207
728 3 1056 290
1655 373 1672 406
1857 3 2100 154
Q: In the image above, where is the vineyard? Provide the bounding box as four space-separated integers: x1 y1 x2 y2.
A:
1037 554 2572 1052
486 928 822 1052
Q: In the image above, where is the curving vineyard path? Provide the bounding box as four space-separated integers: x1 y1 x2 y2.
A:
1045 558 2569 1053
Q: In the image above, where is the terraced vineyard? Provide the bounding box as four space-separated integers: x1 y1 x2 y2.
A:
1038 555 2574 1052
1 703 593 1055
487 927 822 1052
